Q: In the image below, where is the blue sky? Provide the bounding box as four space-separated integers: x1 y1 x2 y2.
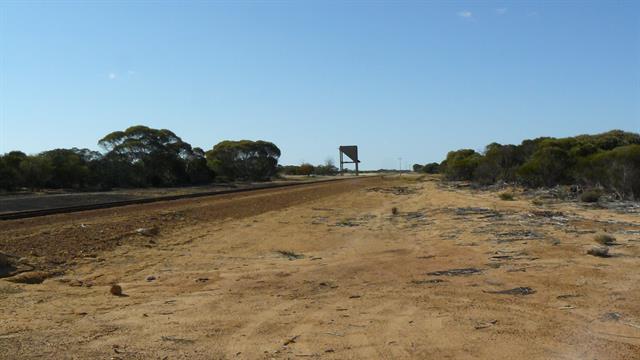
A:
1 1 638 169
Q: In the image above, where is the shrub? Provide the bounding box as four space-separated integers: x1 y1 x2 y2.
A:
577 145 640 200
594 233 616 246
423 162 440 174
580 190 601 203
412 162 440 174
0 253 10 268
499 192 515 201
587 246 610 257
517 146 574 187
474 143 523 184
298 163 315 176
315 159 339 175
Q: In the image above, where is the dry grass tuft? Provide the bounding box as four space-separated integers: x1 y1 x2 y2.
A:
531 198 544 206
587 246 610 257
594 233 616 246
275 250 304 260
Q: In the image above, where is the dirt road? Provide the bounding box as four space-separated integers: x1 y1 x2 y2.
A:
1 175 639 359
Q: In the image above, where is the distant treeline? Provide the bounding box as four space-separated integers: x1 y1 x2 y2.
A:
279 160 339 176
0 125 282 190
413 130 640 200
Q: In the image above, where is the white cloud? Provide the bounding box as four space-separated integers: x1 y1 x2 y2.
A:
496 8 507 15
108 72 116 80
457 10 472 18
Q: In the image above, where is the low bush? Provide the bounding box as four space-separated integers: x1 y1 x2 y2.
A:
594 233 616 246
580 190 601 203
499 192 515 201
412 162 440 174
587 246 610 257
531 198 544 206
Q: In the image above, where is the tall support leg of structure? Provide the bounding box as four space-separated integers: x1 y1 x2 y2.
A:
339 151 344 175
355 160 359 176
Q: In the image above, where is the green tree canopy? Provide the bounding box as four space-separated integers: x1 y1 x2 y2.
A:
206 140 281 181
98 125 198 186
39 148 91 188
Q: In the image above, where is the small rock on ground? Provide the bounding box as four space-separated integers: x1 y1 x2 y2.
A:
110 284 123 296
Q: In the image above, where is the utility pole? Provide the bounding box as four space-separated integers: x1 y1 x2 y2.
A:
398 157 402 175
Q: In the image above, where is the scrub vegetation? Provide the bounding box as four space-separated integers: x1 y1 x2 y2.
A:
414 130 640 200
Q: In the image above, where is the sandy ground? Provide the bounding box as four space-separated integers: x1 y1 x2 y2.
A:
1 175 639 359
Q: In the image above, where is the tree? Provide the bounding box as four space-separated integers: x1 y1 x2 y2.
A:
278 165 301 175
0 151 27 190
474 143 523 184
39 149 91 188
18 156 53 190
298 163 315 176
185 147 214 184
413 162 439 174
423 162 440 174
98 125 196 187
315 158 339 175
206 140 281 181
442 149 480 180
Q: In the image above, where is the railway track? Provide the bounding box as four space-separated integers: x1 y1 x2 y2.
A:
0 177 366 221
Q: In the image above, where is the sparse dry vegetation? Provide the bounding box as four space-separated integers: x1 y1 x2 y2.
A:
499 192 515 201
275 250 304 260
594 233 616 246
580 189 602 203
587 246 610 257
